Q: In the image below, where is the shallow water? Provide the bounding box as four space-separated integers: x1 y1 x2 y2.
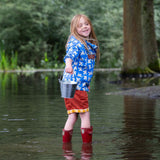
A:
0 71 160 160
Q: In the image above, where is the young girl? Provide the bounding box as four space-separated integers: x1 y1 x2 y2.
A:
62 14 100 144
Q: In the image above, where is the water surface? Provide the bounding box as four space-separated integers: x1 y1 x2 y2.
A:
0 71 160 160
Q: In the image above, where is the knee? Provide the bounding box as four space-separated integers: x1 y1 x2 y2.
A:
68 113 78 122
80 112 90 119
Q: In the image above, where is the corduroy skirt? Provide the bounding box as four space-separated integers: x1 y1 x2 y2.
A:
64 90 89 114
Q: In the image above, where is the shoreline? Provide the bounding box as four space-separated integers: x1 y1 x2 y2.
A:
106 85 160 99
0 68 121 73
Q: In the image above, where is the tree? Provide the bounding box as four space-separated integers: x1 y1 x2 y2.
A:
0 0 67 67
0 0 124 68
142 0 159 72
154 0 160 54
122 0 160 76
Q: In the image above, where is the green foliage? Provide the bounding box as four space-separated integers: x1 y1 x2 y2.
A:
0 0 124 68
0 50 18 70
0 50 10 70
40 45 65 69
40 52 52 68
11 51 18 69
0 0 59 67
0 0 160 69
0 42 18 70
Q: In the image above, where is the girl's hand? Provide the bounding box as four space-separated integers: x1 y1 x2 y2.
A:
65 58 73 74
65 65 73 74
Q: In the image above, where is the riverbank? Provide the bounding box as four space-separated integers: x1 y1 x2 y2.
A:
106 85 160 99
0 68 121 73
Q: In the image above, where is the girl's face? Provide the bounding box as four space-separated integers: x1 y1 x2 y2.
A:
76 17 91 38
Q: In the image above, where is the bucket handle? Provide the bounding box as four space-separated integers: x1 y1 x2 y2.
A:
59 73 79 85
59 72 73 81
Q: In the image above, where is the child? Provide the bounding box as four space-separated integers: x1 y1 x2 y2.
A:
62 14 100 144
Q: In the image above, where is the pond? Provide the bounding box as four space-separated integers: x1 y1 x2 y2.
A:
0 71 160 160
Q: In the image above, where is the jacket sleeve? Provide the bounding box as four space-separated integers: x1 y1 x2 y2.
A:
64 41 80 63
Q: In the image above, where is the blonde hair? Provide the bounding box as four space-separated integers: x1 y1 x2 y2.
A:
66 14 100 64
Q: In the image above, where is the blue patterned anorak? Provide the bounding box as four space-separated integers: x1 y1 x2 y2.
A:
63 35 98 92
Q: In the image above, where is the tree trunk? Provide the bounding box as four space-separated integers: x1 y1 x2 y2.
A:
123 0 146 72
141 0 160 72
122 0 160 76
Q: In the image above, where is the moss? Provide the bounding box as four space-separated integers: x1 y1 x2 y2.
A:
122 67 154 74
121 57 160 77
148 58 160 72
120 67 155 78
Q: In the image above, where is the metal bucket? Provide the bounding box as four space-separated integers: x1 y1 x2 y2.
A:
59 80 77 98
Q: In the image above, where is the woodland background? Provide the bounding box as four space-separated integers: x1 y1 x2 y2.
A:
0 0 160 71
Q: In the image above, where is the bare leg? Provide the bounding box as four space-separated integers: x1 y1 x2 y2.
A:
64 113 78 130
80 111 91 128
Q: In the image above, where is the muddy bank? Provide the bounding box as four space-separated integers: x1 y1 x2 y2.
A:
106 85 160 99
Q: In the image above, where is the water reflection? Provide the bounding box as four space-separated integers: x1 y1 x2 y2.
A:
62 143 92 160
122 96 156 160
62 143 75 160
81 143 93 160
0 73 18 96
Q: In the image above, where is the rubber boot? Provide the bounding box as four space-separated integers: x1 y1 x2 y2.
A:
81 126 93 143
62 129 73 143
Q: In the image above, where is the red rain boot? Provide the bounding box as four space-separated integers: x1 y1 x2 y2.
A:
62 129 73 143
81 126 93 143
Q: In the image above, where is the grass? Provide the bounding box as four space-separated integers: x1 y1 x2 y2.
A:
0 49 18 70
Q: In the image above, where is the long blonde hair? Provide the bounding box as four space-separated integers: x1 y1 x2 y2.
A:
66 14 100 64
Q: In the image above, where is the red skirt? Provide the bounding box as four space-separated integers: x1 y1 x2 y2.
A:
64 90 89 114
